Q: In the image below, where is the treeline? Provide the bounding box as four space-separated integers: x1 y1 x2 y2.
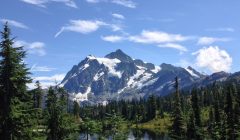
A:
81 78 240 139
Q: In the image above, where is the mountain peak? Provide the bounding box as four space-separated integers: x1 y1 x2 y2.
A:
105 49 133 62
186 66 207 78
160 63 175 69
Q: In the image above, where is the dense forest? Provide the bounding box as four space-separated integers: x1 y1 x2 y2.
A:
1 23 240 140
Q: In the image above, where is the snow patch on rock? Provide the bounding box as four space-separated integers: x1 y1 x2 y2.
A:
87 55 122 78
185 67 199 78
152 66 161 73
72 87 91 102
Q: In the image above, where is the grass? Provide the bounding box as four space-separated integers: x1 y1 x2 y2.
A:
132 113 172 133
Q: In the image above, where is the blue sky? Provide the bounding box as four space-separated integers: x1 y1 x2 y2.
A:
1 0 240 88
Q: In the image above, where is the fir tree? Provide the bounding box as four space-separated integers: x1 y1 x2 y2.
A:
73 101 80 118
170 77 185 139
147 95 157 120
186 110 196 139
191 88 202 139
46 86 76 140
225 85 235 139
33 81 42 108
0 23 32 139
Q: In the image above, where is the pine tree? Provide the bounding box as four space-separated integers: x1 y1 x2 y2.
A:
0 23 32 139
225 85 235 139
208 106 215 139
191 88 202 139
233 83 240 138
191 88 201 127
147 95 157 120
46 86 76 140
46 87 59 140
73 101 80 118
170 77 185 139
186 110 196 139
33 81 42 108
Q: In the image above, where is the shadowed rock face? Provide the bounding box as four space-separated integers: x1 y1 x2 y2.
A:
61 49 233 103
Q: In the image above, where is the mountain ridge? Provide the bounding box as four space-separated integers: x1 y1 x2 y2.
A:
60 49 233 103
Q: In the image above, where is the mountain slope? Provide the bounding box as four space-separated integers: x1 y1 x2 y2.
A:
61 49 232 103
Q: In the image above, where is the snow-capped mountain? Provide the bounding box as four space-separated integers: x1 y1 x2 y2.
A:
61 49 230 103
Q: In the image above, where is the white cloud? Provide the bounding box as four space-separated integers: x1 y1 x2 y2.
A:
0 19 29 29
85 0 101 3
193 46 232 72
111 0 136 8
34 74 65 81
28 73 65 89
197 37 230 45
101 35 124 42
158 43 187 52
102 30 190 52
55 19 121 37
129 30 190 44
20 0 47 7
20 0 77 8
14 40 46 56
207 27 235 32
31 64 56 72
112 13 125 19
85 0 136 8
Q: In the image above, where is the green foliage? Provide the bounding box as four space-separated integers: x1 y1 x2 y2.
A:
73 101 80 119
0 22 33 139
33 81 43 109
147 95 157 121
169 77 186 139
45 86 77 140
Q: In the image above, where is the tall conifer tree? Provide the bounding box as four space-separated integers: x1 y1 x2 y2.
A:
170 77 185 139
0 23 32 139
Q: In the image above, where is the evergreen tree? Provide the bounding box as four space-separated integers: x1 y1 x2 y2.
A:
73 101 80 118
46 86 77 140
170 77 185 139
186 110 196 139
225 86 235 139
191 88 201 127
33 81 42 108
191 88 202 139
233 83 240 138
0 23 32 139
46 87 59 140
147 95 157 120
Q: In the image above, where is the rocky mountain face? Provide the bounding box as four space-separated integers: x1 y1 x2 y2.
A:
60 49 232 103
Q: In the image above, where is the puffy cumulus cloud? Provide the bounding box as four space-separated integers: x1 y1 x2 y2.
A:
158 43 187 52
0 19 29 29
197 37 230 45
112 13 125 20
128 30 190 44
55 19 121 37
20 0 77 8
101 35 124 42
14 40 46 56
28 73 65 89
193 46 232 72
